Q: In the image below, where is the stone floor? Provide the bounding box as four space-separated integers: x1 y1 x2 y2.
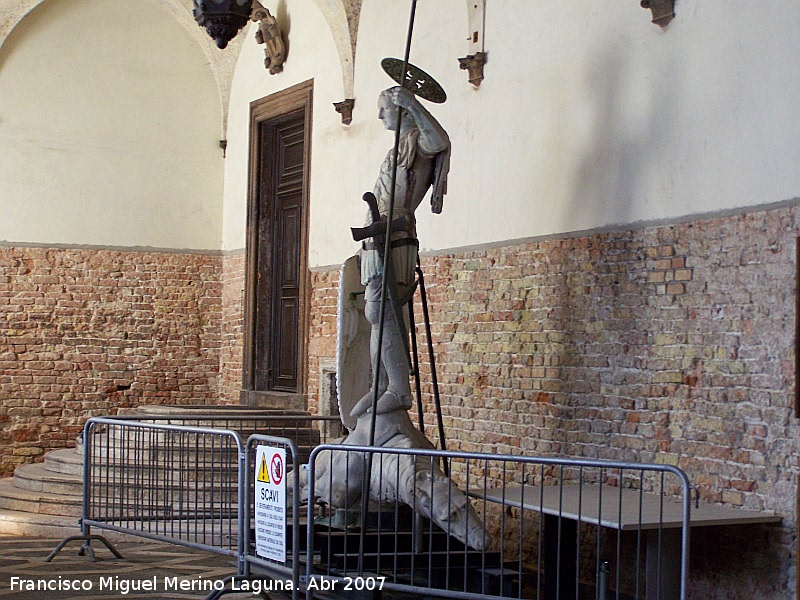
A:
0 534 258 600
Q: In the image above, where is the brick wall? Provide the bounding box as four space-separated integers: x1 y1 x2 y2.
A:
2 202 796 594
0 246 222 476
219 251 245 404
306 205 800 598
307 268 340 417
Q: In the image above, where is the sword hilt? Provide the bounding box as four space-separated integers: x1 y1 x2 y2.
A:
363 192 381 224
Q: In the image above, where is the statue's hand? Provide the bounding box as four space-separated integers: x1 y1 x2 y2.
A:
390 86 416 110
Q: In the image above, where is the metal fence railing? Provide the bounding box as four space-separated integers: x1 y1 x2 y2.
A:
239 434 304 600
47 415 691 600
45 415 342 580
304 444 692 600
47 417 245 562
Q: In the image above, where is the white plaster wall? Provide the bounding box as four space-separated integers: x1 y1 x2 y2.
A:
222 0 358 264
0 0 223 250
225 0 800 266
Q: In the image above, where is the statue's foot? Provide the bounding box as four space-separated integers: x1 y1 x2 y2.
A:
350 388 412 419
376 389 413 414
350 389 378 419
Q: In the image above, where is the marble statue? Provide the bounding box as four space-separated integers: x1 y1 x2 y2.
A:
297 86 487 550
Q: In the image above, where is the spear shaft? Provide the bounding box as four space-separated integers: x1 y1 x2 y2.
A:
359 0 418 575
367 0 417 448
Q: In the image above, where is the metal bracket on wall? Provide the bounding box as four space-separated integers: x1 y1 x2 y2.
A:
641 0 676 28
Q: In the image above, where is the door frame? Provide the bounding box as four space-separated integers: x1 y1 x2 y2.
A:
241 79 313 410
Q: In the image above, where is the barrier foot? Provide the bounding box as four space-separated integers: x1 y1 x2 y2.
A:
45 534 123 562
203 575 235 600
204 575 294 600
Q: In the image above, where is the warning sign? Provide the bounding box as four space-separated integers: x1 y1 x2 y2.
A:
257 455 271 483
254 445 286 562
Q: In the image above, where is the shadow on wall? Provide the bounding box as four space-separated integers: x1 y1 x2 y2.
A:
276 0 290 62
535 38 682 461
565 40 681 229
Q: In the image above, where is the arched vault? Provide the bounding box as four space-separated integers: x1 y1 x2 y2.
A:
310 0 360 98
0 0 242 130
0 0 362 128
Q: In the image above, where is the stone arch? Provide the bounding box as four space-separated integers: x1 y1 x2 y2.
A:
0 0 226 249
1 0 367 125
0 0 241 129
310 0 359 98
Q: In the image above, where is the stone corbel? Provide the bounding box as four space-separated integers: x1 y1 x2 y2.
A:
460 0 486 88
333 99 355 126
251 0 286 74
458 52 487 88
640 0 676 28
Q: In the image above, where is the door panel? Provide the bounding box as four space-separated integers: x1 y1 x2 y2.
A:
255 111 304 393
243 81 312 407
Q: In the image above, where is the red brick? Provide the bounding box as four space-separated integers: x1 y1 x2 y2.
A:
0 246 223 476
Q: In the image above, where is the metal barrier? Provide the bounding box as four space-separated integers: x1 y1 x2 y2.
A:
304 444 692 600
239 434 304 600
206 427 336 600
46 415 342 570
46 417 246 565
106 413 344 447
46 415 691 600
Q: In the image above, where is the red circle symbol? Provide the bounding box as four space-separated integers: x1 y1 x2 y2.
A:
270 453 284 485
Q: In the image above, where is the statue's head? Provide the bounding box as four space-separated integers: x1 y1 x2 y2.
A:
378 87 414 131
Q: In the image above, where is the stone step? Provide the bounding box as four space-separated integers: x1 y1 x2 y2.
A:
14 464 239 502
0 506 82 538
37 447 249 485
0 406 315 541
89 436 320 457
14 463 83 496
43 448 83 476
75 442 243 470
0 478 82 517
0 480 238 520
0 506 134 546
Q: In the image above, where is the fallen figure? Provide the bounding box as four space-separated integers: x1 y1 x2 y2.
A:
295 399 489 551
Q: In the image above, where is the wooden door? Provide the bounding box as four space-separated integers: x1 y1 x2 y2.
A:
241 81 312 409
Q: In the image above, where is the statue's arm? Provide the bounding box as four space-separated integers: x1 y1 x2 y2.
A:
391 87 449 155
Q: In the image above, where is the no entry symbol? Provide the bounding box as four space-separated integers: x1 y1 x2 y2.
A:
270 453 284 485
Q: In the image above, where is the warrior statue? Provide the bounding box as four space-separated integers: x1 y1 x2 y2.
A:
298 85 487 550
353 84 450 418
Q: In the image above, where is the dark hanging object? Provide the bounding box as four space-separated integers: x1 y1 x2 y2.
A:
193 0 253 49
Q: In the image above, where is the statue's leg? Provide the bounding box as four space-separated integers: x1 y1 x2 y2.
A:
367 282 390 400
349 277 412 419
318 447 365 509
400 457 487 550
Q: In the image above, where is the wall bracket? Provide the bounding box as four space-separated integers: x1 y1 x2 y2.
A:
641 0 676 28
333 99 355 126
458 52 487 88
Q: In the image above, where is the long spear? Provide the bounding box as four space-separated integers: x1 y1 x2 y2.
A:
358 0 418 573
367 1 418 449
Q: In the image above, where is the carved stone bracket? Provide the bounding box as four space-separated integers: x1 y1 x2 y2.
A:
462 0 487 88
251 0 286 74
458 52 487 88
641 0 676 28
333 99 355 125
